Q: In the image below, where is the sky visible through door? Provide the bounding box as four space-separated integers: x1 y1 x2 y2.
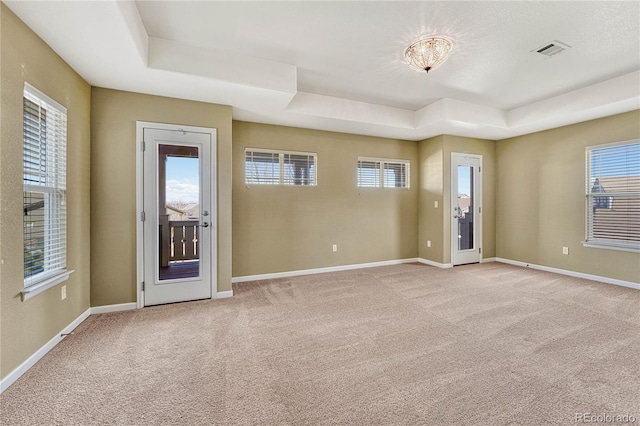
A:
166 156 199 203
458 166 471 196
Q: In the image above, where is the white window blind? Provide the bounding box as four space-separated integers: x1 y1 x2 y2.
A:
357 160 381 187
23 84 68 288
245 149 316 186
357 158 409 188
245 150 280 184
585 141 640 251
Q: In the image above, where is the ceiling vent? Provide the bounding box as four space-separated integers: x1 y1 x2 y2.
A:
534 40 571 57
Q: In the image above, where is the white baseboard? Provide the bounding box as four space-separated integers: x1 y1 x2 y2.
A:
418 257 496 268
90 302 137 315
0 308 91 394
232 258 421 283
495 257 640 290
215 290 234 299
417 258 453 269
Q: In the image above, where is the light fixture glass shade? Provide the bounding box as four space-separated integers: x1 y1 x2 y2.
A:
404 36 453 73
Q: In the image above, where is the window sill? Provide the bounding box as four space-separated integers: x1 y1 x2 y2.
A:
582 242 640 253
22 270 74 302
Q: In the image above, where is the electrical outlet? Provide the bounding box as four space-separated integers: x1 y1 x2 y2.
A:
61 285 67 300
427 240 432 248
332 244 338 252
434 201 439 208
562 247 569 255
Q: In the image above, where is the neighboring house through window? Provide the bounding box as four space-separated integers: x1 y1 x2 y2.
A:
585 140 640 252
22 83 70 300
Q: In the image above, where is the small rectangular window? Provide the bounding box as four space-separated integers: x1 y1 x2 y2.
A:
585 140 640 251
245 148 316 186
23 83 68 288
357 157 409 188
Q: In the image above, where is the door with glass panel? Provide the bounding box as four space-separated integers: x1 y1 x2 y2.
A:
451 153 482 265
142 127 214 306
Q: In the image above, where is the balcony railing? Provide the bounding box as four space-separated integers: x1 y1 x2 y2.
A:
457 211 474 251
169 220 199 261
159 216 199 267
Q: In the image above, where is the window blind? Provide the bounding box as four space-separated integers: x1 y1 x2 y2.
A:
586 141 640 250
357 158 409 188
23 85 67 287
245 150 280 184
357 160 381 187
245 149 316 186
383 161 409 188
283 153 316 185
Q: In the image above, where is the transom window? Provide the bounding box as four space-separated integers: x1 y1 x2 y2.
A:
357 157 410 188
23 83 68 291
245 148 317 186
585 140 640 252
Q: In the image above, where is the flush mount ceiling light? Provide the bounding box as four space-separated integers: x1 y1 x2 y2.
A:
404 36 454 73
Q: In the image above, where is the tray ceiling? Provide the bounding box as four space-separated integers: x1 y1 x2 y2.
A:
5 1 640 140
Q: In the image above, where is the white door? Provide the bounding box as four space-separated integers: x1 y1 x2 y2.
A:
141 126 215 306
451 153 482 265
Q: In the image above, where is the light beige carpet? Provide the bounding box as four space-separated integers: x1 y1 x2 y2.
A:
1 263 639 425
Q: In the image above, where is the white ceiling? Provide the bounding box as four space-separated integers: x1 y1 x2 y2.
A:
5 1 640 141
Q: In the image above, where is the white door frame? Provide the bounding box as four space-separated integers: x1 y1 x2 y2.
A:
451 153 483 266
136 121 217 308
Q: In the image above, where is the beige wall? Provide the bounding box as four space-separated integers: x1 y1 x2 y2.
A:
1 4 91 379
496 111 640 283
418 135 446 263
90 88 232 306
418 135 496 265
232 121 418 277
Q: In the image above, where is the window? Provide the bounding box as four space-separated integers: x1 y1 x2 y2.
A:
357 157 409 188
245 148 317 186
23 83 69 297
585 140 640 252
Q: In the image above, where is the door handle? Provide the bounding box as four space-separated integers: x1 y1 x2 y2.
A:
199 222 209 228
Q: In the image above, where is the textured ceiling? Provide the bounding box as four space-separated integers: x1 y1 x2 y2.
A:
135 1 640 110
5 1 640 140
